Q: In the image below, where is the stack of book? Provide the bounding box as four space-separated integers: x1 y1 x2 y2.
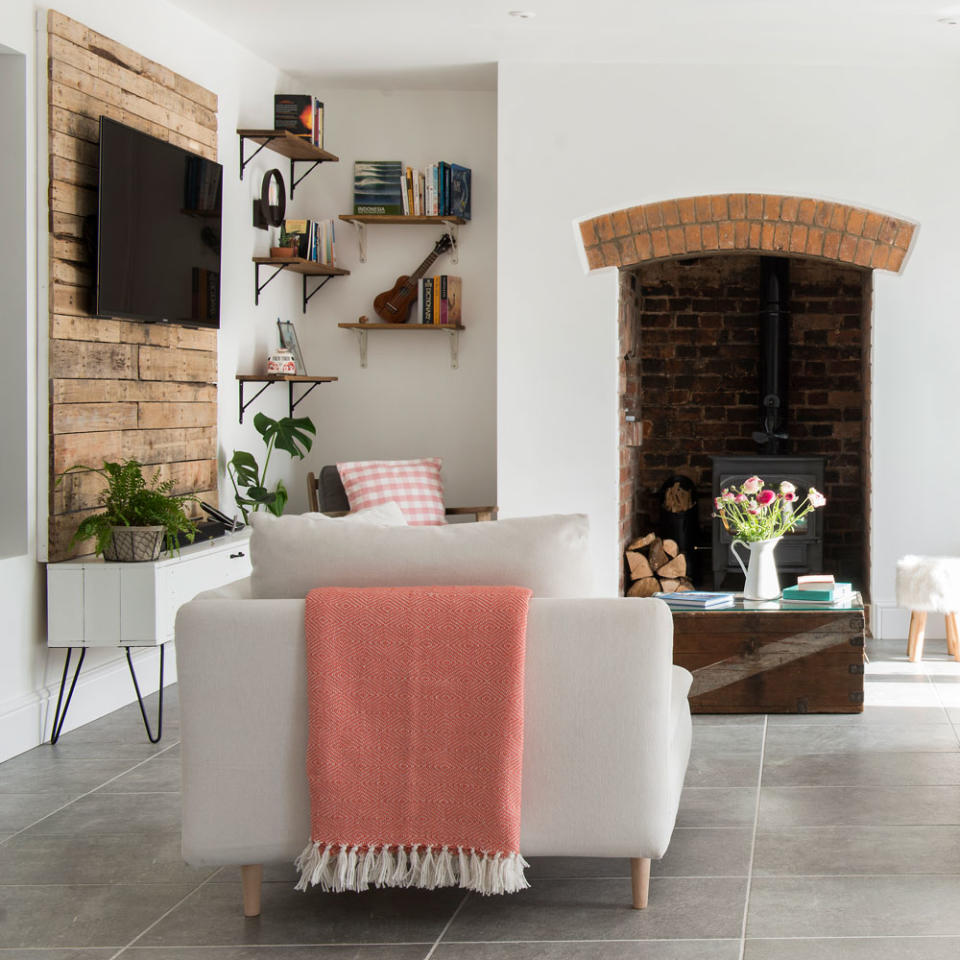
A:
653 591 735 610
781 575 854 605
417 276 461 325
274 94 323 147
353 161 471 219
278 218 337 265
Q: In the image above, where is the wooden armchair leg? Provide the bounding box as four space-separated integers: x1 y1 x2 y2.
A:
241 863 263 918
630 857 650 909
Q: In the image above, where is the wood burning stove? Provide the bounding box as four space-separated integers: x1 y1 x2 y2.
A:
712 455 824 587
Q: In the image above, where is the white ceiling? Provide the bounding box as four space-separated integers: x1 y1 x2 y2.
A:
169 0 960 89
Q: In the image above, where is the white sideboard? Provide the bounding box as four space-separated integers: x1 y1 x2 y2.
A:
47 530 252 648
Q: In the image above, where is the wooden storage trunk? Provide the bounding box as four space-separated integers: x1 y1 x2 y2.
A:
672 602 865 714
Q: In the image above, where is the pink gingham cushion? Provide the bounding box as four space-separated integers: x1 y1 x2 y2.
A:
337 458 445 525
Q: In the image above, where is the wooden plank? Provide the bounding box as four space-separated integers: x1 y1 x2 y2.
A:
49 11 144 74
54 458 218 514
53 430 123 474
50 180 96 217
118 322 218 351
49 340 137 379
172 72 217 114
52 281 93 317
51 212 87 241
119 89 217 148
50 315 119 343
53 237 92 265
51 378 218 404
48 32 100 76
52 402 138 434
49 80 121 124
48 507 100 562
139 345 217 383
52 259 94 287
49 131 98 167
121 427 217 464
138 402 217 429
49 105 99 143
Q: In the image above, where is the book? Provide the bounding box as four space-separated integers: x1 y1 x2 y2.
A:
432 276 440 324
421 276 434 324
446 276 462 326
313 98 324 148
450 164 472 220
654 591 735 609
796 574 836 590
439 274 448 324
782 582 854 604
274 94 314 141
353 161 404 215
405 167 414 215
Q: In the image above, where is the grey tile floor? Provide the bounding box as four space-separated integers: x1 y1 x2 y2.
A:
2 635 960 958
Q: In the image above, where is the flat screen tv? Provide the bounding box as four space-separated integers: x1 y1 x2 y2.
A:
96 116 222 328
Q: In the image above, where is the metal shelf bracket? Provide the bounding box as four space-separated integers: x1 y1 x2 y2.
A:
355 328 369 368
447 328 460 369
238 378 331 423
302 274 333 313
239 133 276 181
443 221 460 264
354 221 368 262
254 261 288 305
290 158 322 199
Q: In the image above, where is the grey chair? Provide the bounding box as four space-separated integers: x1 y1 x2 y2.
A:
306 465 497 522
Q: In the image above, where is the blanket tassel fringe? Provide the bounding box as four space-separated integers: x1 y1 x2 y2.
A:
295 841 529 895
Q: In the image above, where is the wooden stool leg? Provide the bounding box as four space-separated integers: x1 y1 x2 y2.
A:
907 611 927 662
241 864 262 918
630 857 650 909
946 613 960 661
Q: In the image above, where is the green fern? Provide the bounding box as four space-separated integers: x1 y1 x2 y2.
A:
57 460 199 557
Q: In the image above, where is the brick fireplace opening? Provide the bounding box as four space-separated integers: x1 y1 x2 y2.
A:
583 193 919 596
622 254 870 590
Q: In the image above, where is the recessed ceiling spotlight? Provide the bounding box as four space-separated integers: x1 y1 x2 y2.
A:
508 10 536 19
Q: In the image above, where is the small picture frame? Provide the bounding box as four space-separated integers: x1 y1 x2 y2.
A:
277 319 306 375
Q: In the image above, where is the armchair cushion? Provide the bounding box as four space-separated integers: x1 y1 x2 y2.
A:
337 458 445 525
248 512 594 600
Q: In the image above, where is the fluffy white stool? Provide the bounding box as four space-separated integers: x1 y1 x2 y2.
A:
896 555 960 662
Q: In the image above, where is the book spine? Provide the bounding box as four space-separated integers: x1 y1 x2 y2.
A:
422 276 433 324
447 276 461 326
413 168 421 215
440 274 448 324
400 173 409 215
405 167 414 216
432 276 440 325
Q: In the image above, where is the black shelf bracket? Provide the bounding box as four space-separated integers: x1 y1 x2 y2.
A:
239 133 277 181
238 379 332 423
302 274 333 313
254 260 289 305
290 159 322 198
238 380 274 423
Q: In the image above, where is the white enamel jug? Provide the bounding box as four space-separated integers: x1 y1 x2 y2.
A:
730 537 782 601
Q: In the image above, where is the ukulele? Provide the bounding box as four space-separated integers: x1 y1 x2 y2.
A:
373 233 453 323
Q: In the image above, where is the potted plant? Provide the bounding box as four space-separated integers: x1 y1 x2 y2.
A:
227 412 316 521
58 460 199 561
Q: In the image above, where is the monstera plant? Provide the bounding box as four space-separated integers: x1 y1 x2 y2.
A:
228 412 316 521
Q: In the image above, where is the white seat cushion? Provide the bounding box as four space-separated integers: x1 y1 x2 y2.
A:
896 555 960 612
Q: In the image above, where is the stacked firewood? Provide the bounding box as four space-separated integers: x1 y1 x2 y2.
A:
625 533 694 597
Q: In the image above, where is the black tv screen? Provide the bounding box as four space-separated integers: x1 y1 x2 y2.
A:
96 116 222 328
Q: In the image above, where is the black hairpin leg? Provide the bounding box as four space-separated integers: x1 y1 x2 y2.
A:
125 645 164 743
50 647 86 745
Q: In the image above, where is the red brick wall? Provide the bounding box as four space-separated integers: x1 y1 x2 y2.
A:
625 254 869 589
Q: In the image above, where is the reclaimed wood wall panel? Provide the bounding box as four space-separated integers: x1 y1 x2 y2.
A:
47 10 219 560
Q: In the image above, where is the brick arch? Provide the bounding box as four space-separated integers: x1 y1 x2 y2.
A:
579 194 916 274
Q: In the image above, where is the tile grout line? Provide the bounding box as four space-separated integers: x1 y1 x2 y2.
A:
107 866 223 960
0 739 180 849
737 713 767 960
926 664 960 749
422 890 471 960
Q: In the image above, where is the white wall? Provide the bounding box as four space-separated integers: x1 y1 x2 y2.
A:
498 61 960 637
0 0 303 761
247 87 497 511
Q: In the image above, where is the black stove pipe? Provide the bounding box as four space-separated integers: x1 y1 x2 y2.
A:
753 257 790 454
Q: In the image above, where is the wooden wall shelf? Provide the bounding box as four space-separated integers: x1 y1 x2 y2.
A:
237 129 338 197
338 214 465 263
337 323 464 369
252 257 349 312
235 374 338 423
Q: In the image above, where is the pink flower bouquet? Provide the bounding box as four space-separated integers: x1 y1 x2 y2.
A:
714 476 826 542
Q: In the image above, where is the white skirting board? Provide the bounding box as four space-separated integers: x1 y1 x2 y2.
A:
0 644 177 764
874 602 951 641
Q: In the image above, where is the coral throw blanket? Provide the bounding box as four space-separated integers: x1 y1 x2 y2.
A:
296 584 532 895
